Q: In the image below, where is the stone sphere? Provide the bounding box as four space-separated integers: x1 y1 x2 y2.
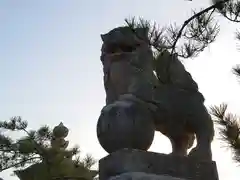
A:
97 100 155 153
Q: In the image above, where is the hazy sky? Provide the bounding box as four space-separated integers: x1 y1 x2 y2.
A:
0 0 240 180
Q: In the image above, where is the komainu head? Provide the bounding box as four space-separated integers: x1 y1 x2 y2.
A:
100 26 149 57
100 26 157 104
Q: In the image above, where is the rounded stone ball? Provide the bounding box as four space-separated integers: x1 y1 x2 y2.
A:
97 100 155 153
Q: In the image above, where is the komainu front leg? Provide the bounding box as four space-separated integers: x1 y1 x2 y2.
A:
188 121 214 161
188 133 213 161
170 136 189 156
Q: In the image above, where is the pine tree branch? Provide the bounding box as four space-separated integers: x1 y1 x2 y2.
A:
20 128 54 178
125 0 229 57
218 0 240 23
124 18 168 52
0 156 41 172
9 117 49 160
123 1 226 84
171 0 229 54
0 117 53 175
210 103 240 163
223 15 240 22
232 65 240 78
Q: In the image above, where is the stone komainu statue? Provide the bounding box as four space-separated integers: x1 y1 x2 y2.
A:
97 26 214 161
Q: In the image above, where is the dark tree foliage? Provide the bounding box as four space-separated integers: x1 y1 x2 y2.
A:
210 62 240 165
125 10 219 59
0 117 97 180
210 103 240 163
0 117 43 171
125 0 240 58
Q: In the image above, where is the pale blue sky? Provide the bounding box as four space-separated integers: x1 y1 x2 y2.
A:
0 0 240 180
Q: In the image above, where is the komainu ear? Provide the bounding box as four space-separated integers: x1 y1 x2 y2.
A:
100 34 107 42
134 27 149 42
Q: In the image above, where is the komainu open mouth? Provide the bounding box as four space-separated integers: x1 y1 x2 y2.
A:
102 43 140 56
101 26 148 56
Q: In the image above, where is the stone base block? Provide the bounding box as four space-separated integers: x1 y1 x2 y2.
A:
109 172 186 180
99 149 219 180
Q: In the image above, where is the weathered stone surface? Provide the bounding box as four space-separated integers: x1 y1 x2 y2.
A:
98 25 215 161
100 27 158 105
153 50 214 160
97 97 155 153
109 172 186 180
99 149 219 180
100 26 149 53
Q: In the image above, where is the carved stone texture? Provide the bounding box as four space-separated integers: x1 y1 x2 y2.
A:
153 50 214 160
109 172 186 180
100 26 158 105
98 26 215 161
99 149 219 180
100 26 149 52
97 97 155 153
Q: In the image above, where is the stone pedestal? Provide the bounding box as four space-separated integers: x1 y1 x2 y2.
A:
109 172 187 180
99 149 219 180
